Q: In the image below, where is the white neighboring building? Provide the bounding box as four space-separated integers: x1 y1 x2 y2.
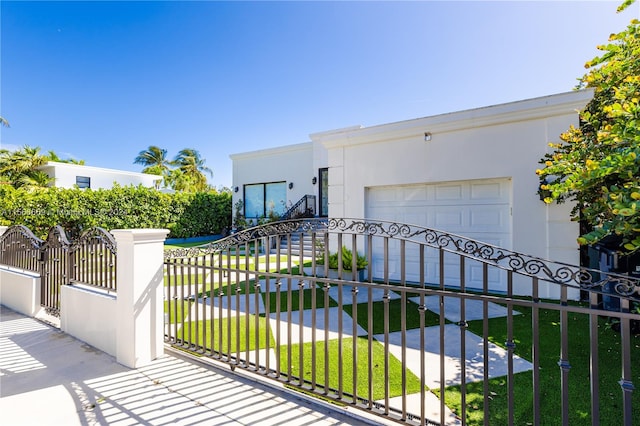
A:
231 90 594 298
37 161 161 190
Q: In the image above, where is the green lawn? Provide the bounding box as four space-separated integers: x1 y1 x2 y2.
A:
442 305 640 425
185 315 269 353
280 336 424 400
163 247 640 424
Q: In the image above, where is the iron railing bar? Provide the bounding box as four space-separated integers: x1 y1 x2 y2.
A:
419 245 427 426
246 243 255 367
213 251 222 359
351 232 359 405
352 234 358 282
619 297 634 426
459 255 467 425
180 257 187 347
221 249 229 362
265 238 274 375
299 232 306 386
559 284 570 426
368 284 374 409
383 287 391 416
311 277 317 390
530 277 540 426
311 232 318 391
506 270 515 426
400 239 407 420
323 280 330 395
235 274 241 366
483 263 490 426
337 282 344 399
439 248 446 426
588 283 599 425
337 233 344 399
188 256 195 350
286 233 293 382
208 253 216 357
299 277 305 387
351 281 358 404
275 238 282 379
172 260 179 344
194 255 201 352
367 233 374 410
253 273 261 371
275 275 282 378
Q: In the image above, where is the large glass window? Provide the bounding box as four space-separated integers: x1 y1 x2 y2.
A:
244 182 286 218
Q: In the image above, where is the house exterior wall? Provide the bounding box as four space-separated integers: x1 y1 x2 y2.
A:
230 142 316 219
311 91 592 264
230 90 594 297
38 162 160 189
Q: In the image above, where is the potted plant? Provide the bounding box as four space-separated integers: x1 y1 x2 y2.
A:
306 245 368 281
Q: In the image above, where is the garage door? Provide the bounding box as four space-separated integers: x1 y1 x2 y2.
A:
365 178 512 291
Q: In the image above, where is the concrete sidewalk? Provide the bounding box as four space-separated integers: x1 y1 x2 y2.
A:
0 305 391 426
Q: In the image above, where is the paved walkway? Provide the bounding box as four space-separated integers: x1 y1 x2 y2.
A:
188 283 533 425
0 305 393 426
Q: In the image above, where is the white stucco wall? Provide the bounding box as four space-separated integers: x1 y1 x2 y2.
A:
230 90 593 298
61 284 117 356
230 142 317 217
312 91 592 263
38 162 160 189
0 267 41 316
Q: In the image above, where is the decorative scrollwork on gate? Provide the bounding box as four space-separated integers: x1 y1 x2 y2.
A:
69 227 117 255
163 217 640 296
0 225 44 272
164 219 329 259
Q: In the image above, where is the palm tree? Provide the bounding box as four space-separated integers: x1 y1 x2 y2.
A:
134 146 170 189
46 150 85 165
172 148 212 192
0 116 9 127
0 145 48 186
16 170 54 190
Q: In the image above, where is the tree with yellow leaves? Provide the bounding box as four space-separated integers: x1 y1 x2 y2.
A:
537 0 640 252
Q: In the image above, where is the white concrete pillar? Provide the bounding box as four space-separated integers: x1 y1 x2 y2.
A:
111 229 169 368
0 225 8 237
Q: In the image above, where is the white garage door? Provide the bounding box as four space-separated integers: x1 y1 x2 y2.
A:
365 178 512 291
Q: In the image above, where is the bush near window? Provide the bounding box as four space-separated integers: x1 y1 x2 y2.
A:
0 184 231 239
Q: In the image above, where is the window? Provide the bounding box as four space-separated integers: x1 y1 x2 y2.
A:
76 176 90 189
319 168 328 217
244 182 286 218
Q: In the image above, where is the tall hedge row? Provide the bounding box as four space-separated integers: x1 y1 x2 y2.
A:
0 185 232 239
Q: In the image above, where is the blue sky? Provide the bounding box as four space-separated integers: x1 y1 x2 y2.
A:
1 1 638 188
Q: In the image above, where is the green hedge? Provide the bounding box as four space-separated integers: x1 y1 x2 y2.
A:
0 185 231 239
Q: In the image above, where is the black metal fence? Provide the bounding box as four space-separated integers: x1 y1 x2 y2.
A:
0 225 117 314
164 218 640 425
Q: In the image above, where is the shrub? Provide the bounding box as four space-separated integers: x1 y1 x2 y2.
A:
317 246 368 270
0 185 231 239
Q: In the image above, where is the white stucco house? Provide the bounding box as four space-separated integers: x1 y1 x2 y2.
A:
37 161 161 190
231 90 593 297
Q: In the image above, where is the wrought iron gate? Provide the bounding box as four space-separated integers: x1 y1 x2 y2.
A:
0 225 117 315
172 217 639 424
